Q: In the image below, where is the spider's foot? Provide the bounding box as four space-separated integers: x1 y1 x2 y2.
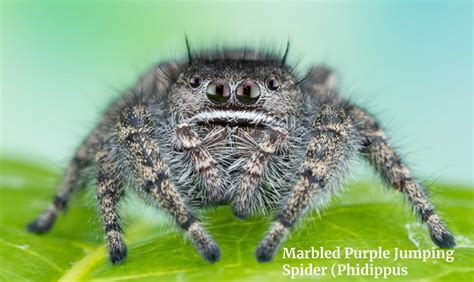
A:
232 202 250 220
200 242 221 263
430 230 456 249
256 222 289 263
109 244 128 265
255 243 276 263
187 222 221 263
231 205 250 221
27 219 52 234
26 212 56 234
210 192 227 206
427 215 456 249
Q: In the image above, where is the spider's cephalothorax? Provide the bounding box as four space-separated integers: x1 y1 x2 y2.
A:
27 45 456 264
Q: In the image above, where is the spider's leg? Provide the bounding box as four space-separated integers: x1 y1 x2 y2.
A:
95 148 127 264
348 106 455 248
117 106 220 263
27 62 183 234
299 65 337 92
27 128 100 234
175 124 225 204
256 104 357 262
231 127 288 219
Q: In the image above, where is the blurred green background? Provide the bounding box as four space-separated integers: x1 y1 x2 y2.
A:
1 1 472 185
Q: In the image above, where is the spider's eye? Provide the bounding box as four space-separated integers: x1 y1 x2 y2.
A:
189 74 202 88
236 80 261 105
206 80 230 104
266 75 280 91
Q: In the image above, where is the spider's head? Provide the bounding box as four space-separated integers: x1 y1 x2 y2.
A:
169 49 304 129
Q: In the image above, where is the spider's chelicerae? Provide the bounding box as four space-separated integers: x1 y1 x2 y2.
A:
27 43 455 264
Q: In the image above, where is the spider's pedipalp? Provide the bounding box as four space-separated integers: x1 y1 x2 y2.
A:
348 106 455 248
256 103 358 262
117 106 221 263
174 123 225 204
231 127 288 219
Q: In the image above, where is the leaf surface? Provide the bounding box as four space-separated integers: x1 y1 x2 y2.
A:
0 157 472 281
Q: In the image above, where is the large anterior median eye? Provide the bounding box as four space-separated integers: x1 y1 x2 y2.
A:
206 80 230 104
236 80 261 105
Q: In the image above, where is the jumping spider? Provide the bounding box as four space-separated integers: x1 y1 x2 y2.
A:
27 42 455 264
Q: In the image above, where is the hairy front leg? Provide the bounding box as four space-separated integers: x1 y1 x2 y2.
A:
231 127 288 219
175 124 225 204
256 104 357 262
348 106 455 248
96 148 127 264
27 128 100 234
117 106 220 263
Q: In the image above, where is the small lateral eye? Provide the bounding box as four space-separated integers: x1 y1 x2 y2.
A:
206 80 231 104
189 74 202 88
266 75 280 91
236 80 261 105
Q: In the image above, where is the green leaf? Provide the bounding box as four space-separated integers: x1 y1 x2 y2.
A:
0 157 473 281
